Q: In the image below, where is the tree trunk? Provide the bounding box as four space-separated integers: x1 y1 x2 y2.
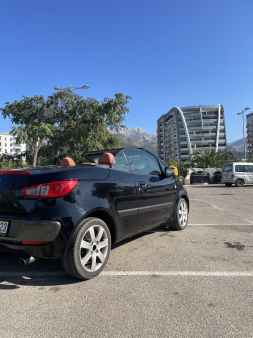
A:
32 138 45 167
32 144 39 167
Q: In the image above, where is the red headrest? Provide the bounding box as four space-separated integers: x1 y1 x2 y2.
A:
60 157 75 166
98 153 116 165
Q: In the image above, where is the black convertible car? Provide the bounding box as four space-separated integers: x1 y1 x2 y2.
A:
0 148 189 279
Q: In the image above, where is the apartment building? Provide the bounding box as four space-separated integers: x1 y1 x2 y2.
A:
157 105 227 162
247 112 253 158
0 132 28 155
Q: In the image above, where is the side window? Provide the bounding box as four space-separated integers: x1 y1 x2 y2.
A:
111 150 131 172
123 149 161 176
244 165 253 173
235 165 244 172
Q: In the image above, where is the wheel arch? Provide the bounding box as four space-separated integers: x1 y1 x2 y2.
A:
85 209 117 244
63 208 117 258
235 178 244 186
179 193 190 211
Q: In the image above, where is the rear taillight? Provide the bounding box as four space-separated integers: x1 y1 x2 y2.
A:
22 242 44 245
0 170 32 175
231 174 234 178
21 180 78 198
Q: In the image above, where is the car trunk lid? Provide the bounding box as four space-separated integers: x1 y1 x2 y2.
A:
0 170 37 214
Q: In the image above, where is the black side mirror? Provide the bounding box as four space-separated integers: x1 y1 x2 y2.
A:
166 168 174 177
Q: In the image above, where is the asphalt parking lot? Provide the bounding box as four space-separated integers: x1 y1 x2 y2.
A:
0 183 253 338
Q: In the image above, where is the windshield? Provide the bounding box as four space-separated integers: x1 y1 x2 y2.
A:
223 164 232 172
90 156 100 164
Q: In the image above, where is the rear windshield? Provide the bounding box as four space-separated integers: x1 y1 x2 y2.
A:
223 164 232 172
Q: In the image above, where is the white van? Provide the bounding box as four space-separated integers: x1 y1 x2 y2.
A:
222 162 253 187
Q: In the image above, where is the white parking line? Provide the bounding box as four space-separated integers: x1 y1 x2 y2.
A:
102 271 253 277
211 205 223 211
192 197 253 224
0 271 253 278
243 219 253 224
188 224 251 226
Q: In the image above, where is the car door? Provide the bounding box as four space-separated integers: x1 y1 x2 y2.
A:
235 164 245 182
123 148 177 229
110 150 139 236
244 165 253 183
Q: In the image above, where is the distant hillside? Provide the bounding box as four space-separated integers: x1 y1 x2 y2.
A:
227 138 247 152
115 134 158 155
110 127 156 145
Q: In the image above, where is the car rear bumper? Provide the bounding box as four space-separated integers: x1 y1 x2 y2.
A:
221 178 236 183
0 219 67 259
0 219 61 242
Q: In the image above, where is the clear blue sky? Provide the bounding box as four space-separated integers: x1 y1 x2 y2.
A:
1 0 253 143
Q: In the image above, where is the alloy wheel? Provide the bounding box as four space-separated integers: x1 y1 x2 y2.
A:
79 225 109 272
178 200 188 227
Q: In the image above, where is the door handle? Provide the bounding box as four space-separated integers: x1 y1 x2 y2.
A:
139 181 147 187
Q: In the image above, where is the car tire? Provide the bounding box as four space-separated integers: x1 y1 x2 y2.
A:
62 217 111 280
225 183 232 187
169 198 188 230
235 179 244 187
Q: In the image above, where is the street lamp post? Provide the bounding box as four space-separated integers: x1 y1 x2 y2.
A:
54 85 89 110
54 85 89 91
237 107 250 160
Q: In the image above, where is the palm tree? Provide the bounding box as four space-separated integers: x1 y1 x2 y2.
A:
189 149 236 169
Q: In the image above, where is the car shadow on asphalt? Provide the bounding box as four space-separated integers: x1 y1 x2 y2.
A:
111 223 175 250
0 223 175 288
0 250 82 287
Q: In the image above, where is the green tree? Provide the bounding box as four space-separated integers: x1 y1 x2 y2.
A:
189 149 236 169
164 157 190 178
164 157 178 167
0 152 30 170
1 90 131 167
1 95 59 167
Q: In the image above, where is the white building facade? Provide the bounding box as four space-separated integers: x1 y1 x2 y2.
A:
0 132 28 156
157 105 227 162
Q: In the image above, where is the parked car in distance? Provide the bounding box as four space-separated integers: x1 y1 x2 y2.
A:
222 162 253 187
0 148 189 280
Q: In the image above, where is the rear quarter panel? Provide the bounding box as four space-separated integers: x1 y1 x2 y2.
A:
74 169 139 243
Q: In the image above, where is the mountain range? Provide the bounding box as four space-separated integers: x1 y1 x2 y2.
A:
110 127 157 144
110 127 158 154
110 127 246 156
227 138 247 152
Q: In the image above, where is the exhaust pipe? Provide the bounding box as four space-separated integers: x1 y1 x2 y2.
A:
19 256 36 266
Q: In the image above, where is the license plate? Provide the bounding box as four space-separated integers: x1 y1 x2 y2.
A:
0 221 9 236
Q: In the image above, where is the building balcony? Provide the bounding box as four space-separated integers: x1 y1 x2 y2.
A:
195 146 216 151
190 133 217 138
184 113 201 119
187 126 216 131
180 119 203 125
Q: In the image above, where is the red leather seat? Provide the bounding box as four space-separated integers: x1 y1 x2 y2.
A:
60 157 75 166
98 153 116 165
